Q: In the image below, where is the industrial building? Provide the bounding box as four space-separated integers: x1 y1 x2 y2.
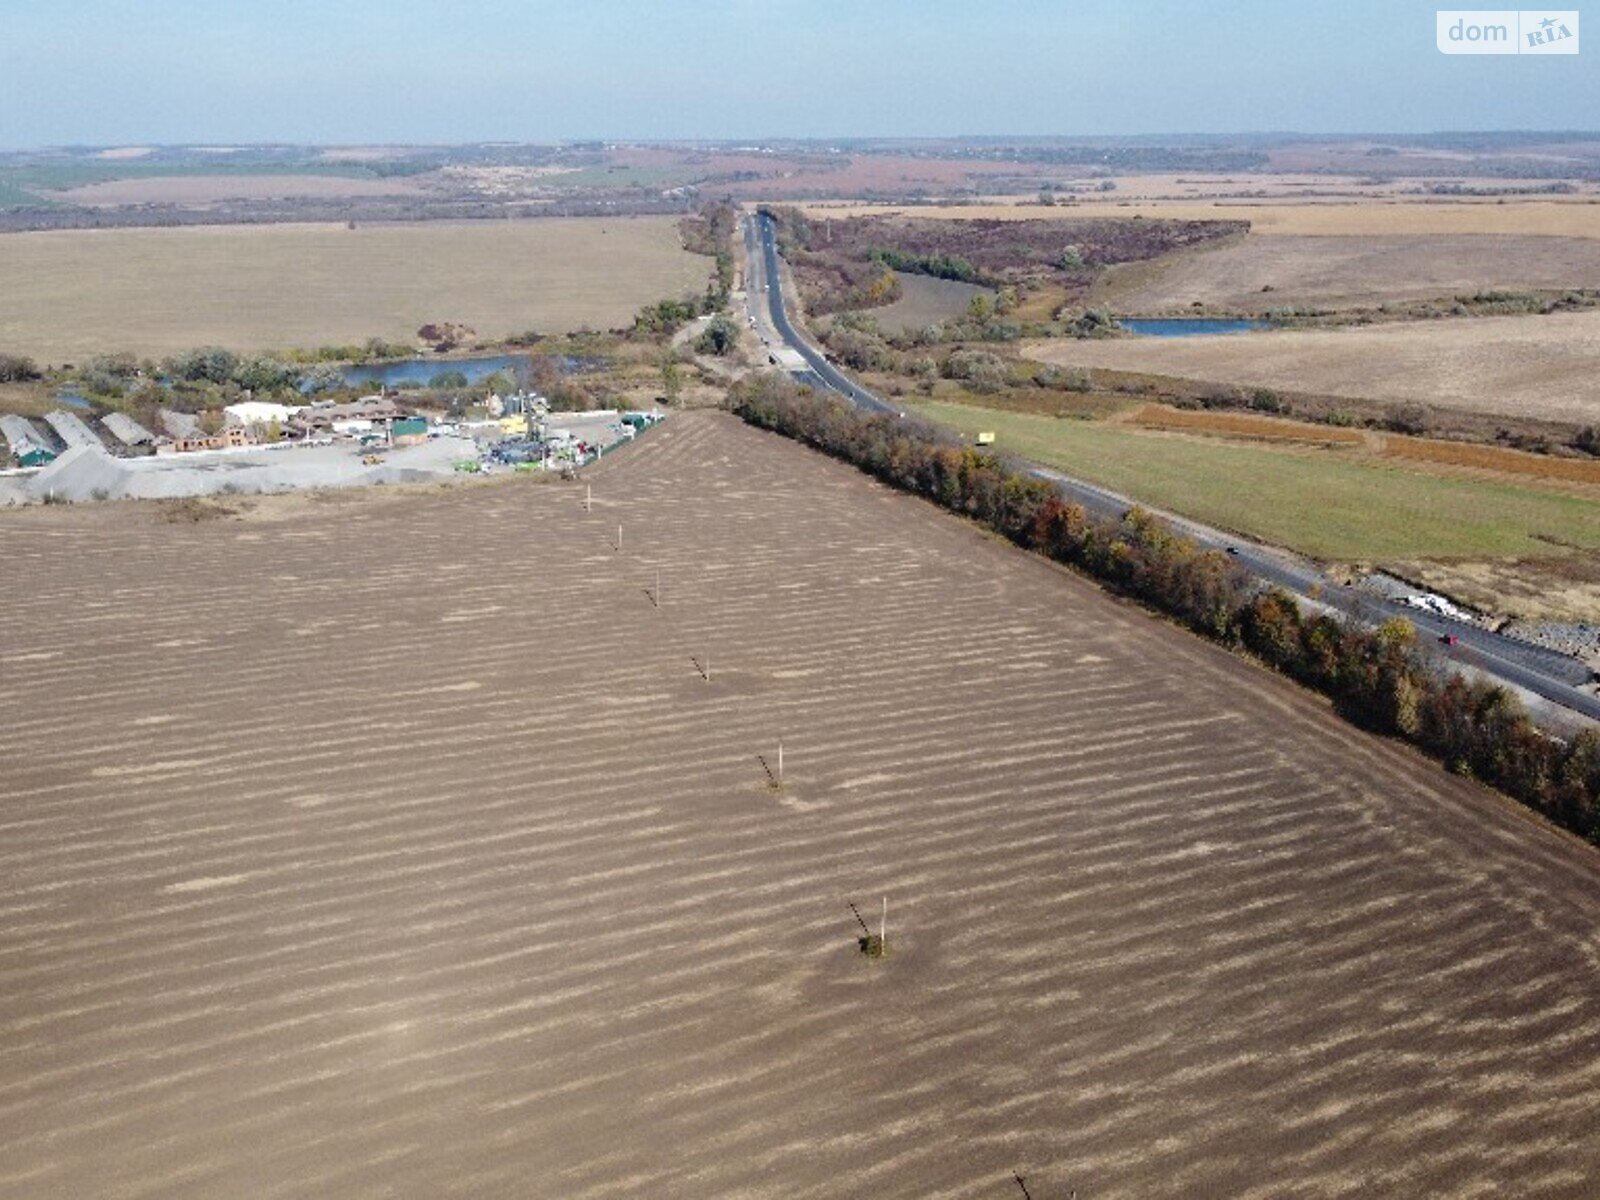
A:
0 414 57 467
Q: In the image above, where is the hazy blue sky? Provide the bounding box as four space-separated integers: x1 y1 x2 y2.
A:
0 0 1593 147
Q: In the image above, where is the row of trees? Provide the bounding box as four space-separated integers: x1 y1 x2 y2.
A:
867 247 983 284
277 338 415 366
633 295 718 338
679 203 738 310
639 205 744 356
728 377 1600 846
71 347 347 401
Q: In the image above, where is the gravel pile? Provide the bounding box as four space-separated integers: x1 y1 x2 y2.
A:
21 438 480 504
25 445 127 501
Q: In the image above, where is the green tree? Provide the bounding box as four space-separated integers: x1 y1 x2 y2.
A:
633 297 698 337
302 364 344 394
694 315 739 357
233 357 299 394
363 337 413 361
660 355 683 402
170 346 239 384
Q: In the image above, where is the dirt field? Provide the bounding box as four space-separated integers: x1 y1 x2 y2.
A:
1026 310 1600 427
2 412 1597 1198
54 175 424 206
803 200 1600 237
846 274 991 333
0 218 709 361
1096 233 1600 311
1027 173 1600 203
725 154 1037 198
1397 554 1600 626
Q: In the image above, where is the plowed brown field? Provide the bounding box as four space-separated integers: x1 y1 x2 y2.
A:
2 412 1597 1198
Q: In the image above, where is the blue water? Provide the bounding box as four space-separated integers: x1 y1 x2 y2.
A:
336 354 530 389
56 392 93 410
1121 318 1268 337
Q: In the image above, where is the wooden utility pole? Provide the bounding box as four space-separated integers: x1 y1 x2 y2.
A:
1013 1173 1033 1200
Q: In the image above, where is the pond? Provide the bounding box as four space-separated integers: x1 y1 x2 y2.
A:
335 354 531 389
327 352 615 390
1120 318 1269 337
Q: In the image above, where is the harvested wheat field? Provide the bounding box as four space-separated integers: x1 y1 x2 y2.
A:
2 412 1598 1198
1028 310 1600 427
1096 234 1600 311
0 218 708 361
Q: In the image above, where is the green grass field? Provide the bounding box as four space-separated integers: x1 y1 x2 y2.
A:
4 162 380 190
0 162 386 208
910 400 1600 561
0 178 50 208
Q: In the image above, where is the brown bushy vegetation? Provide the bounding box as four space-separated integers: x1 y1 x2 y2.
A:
155 496 238 523
765 206 1245 318
0 353 42 382
729 376 1600 846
